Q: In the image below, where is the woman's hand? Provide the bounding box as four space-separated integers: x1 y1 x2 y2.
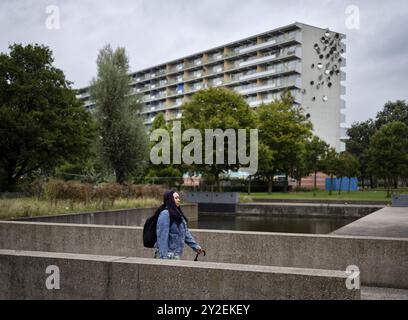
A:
195 247 205 255
194 247 206 261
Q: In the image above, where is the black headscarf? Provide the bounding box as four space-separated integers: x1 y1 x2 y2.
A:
154 190 188 225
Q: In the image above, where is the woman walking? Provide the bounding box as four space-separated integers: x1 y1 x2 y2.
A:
154 190 204 260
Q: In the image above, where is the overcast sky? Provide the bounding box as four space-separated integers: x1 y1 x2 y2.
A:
1 0 407 126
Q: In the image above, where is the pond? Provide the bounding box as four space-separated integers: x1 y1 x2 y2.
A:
188 213 358 234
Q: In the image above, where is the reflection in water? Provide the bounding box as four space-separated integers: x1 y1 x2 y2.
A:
188 213 358 234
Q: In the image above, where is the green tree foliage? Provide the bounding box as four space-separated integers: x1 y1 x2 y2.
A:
182 87 256 191
90 45 148 184
367 122 408 197
255 142 276 192
0 44 96 191
146 113 183 188
341 152 360 192
375 100 408 129
256 91 312 193
304 136 330 196
345 119 376 189
322 147 339 195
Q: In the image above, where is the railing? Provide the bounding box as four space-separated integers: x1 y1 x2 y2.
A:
225 31 300 58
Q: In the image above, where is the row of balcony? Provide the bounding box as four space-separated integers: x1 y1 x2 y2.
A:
141 65 300 103
84 66 300 108
143 89 302 125
132 31 301 83
134 49 301 95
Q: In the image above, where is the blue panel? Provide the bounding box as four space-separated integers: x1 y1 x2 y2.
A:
325 177 358 191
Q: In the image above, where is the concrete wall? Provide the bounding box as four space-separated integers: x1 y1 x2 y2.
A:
11 204 198 225
251 198 389 206
236 203 382 218
0 249 359 300
1 221 406 289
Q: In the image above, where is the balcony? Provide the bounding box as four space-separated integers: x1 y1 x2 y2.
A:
248 90 301 107
239 53 277 67
340 112 346 124
239 62 301 81
226 31 301 57
235 77 299 95
185 60 203 69
143 92 167 102
236 82 279 95
248 98 274 107
133 74 151 83
340 99 346 109
140 102 182 115
340 127 347 139
207 53 224 63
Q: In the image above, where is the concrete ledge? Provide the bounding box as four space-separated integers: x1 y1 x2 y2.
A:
0 220 407 289
250 198 389 206
10 203 198 225
236 203 383 218
0 249 359 300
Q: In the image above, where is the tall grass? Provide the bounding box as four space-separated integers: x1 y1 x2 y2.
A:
31 179 166 208
0 197 161 220
0 179 167 220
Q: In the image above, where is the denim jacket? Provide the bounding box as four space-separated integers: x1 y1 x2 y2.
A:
155 209 200 259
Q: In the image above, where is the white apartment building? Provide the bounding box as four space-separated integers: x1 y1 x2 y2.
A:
77 22 347 151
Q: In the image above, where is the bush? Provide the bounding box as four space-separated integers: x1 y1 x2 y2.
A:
30 179 166 208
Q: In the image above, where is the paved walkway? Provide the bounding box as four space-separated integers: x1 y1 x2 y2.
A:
332 206 408 238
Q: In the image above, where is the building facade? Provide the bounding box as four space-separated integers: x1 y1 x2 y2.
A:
77 22 347 151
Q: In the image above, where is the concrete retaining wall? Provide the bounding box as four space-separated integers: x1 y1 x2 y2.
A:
236 203 383 218
250 198 389 206
1 221 406 289
11 204 198 225
0 249 359 300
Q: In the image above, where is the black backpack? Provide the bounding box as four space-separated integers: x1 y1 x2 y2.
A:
143 211 161 248
143 209 173 248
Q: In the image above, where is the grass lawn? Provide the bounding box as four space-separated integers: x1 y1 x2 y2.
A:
0 197 161 221
239 189 403 202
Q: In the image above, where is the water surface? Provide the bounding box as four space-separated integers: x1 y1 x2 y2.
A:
189 213 358 234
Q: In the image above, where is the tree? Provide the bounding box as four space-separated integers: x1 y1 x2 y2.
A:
375 100 408 129
182 87 256 191
345 119 376 189
90 45 148 184
291 146 308 189
256 91 312 193
0 44 96 191
367 122 408 197
304 136 330 197
341 152 360 192
256 142 276 193
322 148 339 196
146 113 183 188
